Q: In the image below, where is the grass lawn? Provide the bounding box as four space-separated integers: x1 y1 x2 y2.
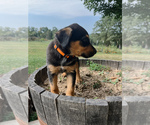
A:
123 54 150 61
123 46 150 61
29 41 50 74
0 41 28 75
91 53 121 61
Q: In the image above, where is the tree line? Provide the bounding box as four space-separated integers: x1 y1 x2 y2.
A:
0 24 122 49
0 26 58 41
28 27 58 41
0 27 27 41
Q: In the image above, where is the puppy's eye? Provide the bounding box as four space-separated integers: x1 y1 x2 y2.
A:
80 37 90 47
82 37 88 42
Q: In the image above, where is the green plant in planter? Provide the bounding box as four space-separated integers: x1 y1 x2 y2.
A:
137 79 144 84
99 70 104 75
110 79 119 85
141 70 150 77
128 79 144 85
81 81 86 85
93 82 101 89
102 78 110 83
116 71 122 77
59 76 62 81
87 61 110 71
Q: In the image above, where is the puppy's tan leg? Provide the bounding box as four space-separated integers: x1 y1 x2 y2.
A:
66 71 76 96
49 75 59 94
47 65 60 94
75 61 82 84
47 67 59 94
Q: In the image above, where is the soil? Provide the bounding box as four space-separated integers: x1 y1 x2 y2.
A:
41 67 122 99
41 66 150 99
122 69 150 96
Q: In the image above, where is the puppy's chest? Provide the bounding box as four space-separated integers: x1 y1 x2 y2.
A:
48 65 76 74
48 57 77 74
60 66 73 73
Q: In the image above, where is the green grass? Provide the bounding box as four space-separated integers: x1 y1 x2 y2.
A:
92 45 122 60
94 45 122 54
0 41 28 75
122 46 150 61
123 46 150 54
91 52 122 61
123 54 150 61
29 41 50 74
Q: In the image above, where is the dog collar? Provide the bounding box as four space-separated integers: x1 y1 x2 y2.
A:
54 44 75 58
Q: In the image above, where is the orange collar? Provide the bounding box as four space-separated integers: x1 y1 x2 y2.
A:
54 44 74 58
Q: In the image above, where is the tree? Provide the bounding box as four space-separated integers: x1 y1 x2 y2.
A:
92 15 122 48
82 0 122 49
16 27 28 38
39 27 49 38
82 0 122 19
123 0 150 19
51 27 58 39
123 0 150 48
28 27 38 40
46 30 52 40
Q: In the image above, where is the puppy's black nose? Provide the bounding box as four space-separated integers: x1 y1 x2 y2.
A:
93 48 97 55
92 46 97 55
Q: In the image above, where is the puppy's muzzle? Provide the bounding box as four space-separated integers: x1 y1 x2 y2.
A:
81 46 97 58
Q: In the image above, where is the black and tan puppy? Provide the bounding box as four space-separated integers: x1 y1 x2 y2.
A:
47 23 96 96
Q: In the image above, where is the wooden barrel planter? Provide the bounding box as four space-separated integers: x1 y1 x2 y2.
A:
29 59 150 125
29 59 122 125
122 60 150 70
0 66 28 125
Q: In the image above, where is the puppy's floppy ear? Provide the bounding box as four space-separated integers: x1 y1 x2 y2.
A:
55 27 72 48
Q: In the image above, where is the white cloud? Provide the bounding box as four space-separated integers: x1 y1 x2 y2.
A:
29 0 94 18
0 0 96 18
0 0 28 15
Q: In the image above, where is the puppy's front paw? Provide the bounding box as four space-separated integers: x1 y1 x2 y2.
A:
62 72 67 77
76 77 82 84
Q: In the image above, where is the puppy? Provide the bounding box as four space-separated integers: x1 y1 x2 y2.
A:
47 23 96 96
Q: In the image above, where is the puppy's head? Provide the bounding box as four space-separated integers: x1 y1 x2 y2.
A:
55 23 97 58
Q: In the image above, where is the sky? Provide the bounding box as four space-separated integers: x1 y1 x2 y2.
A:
0 0 101 34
